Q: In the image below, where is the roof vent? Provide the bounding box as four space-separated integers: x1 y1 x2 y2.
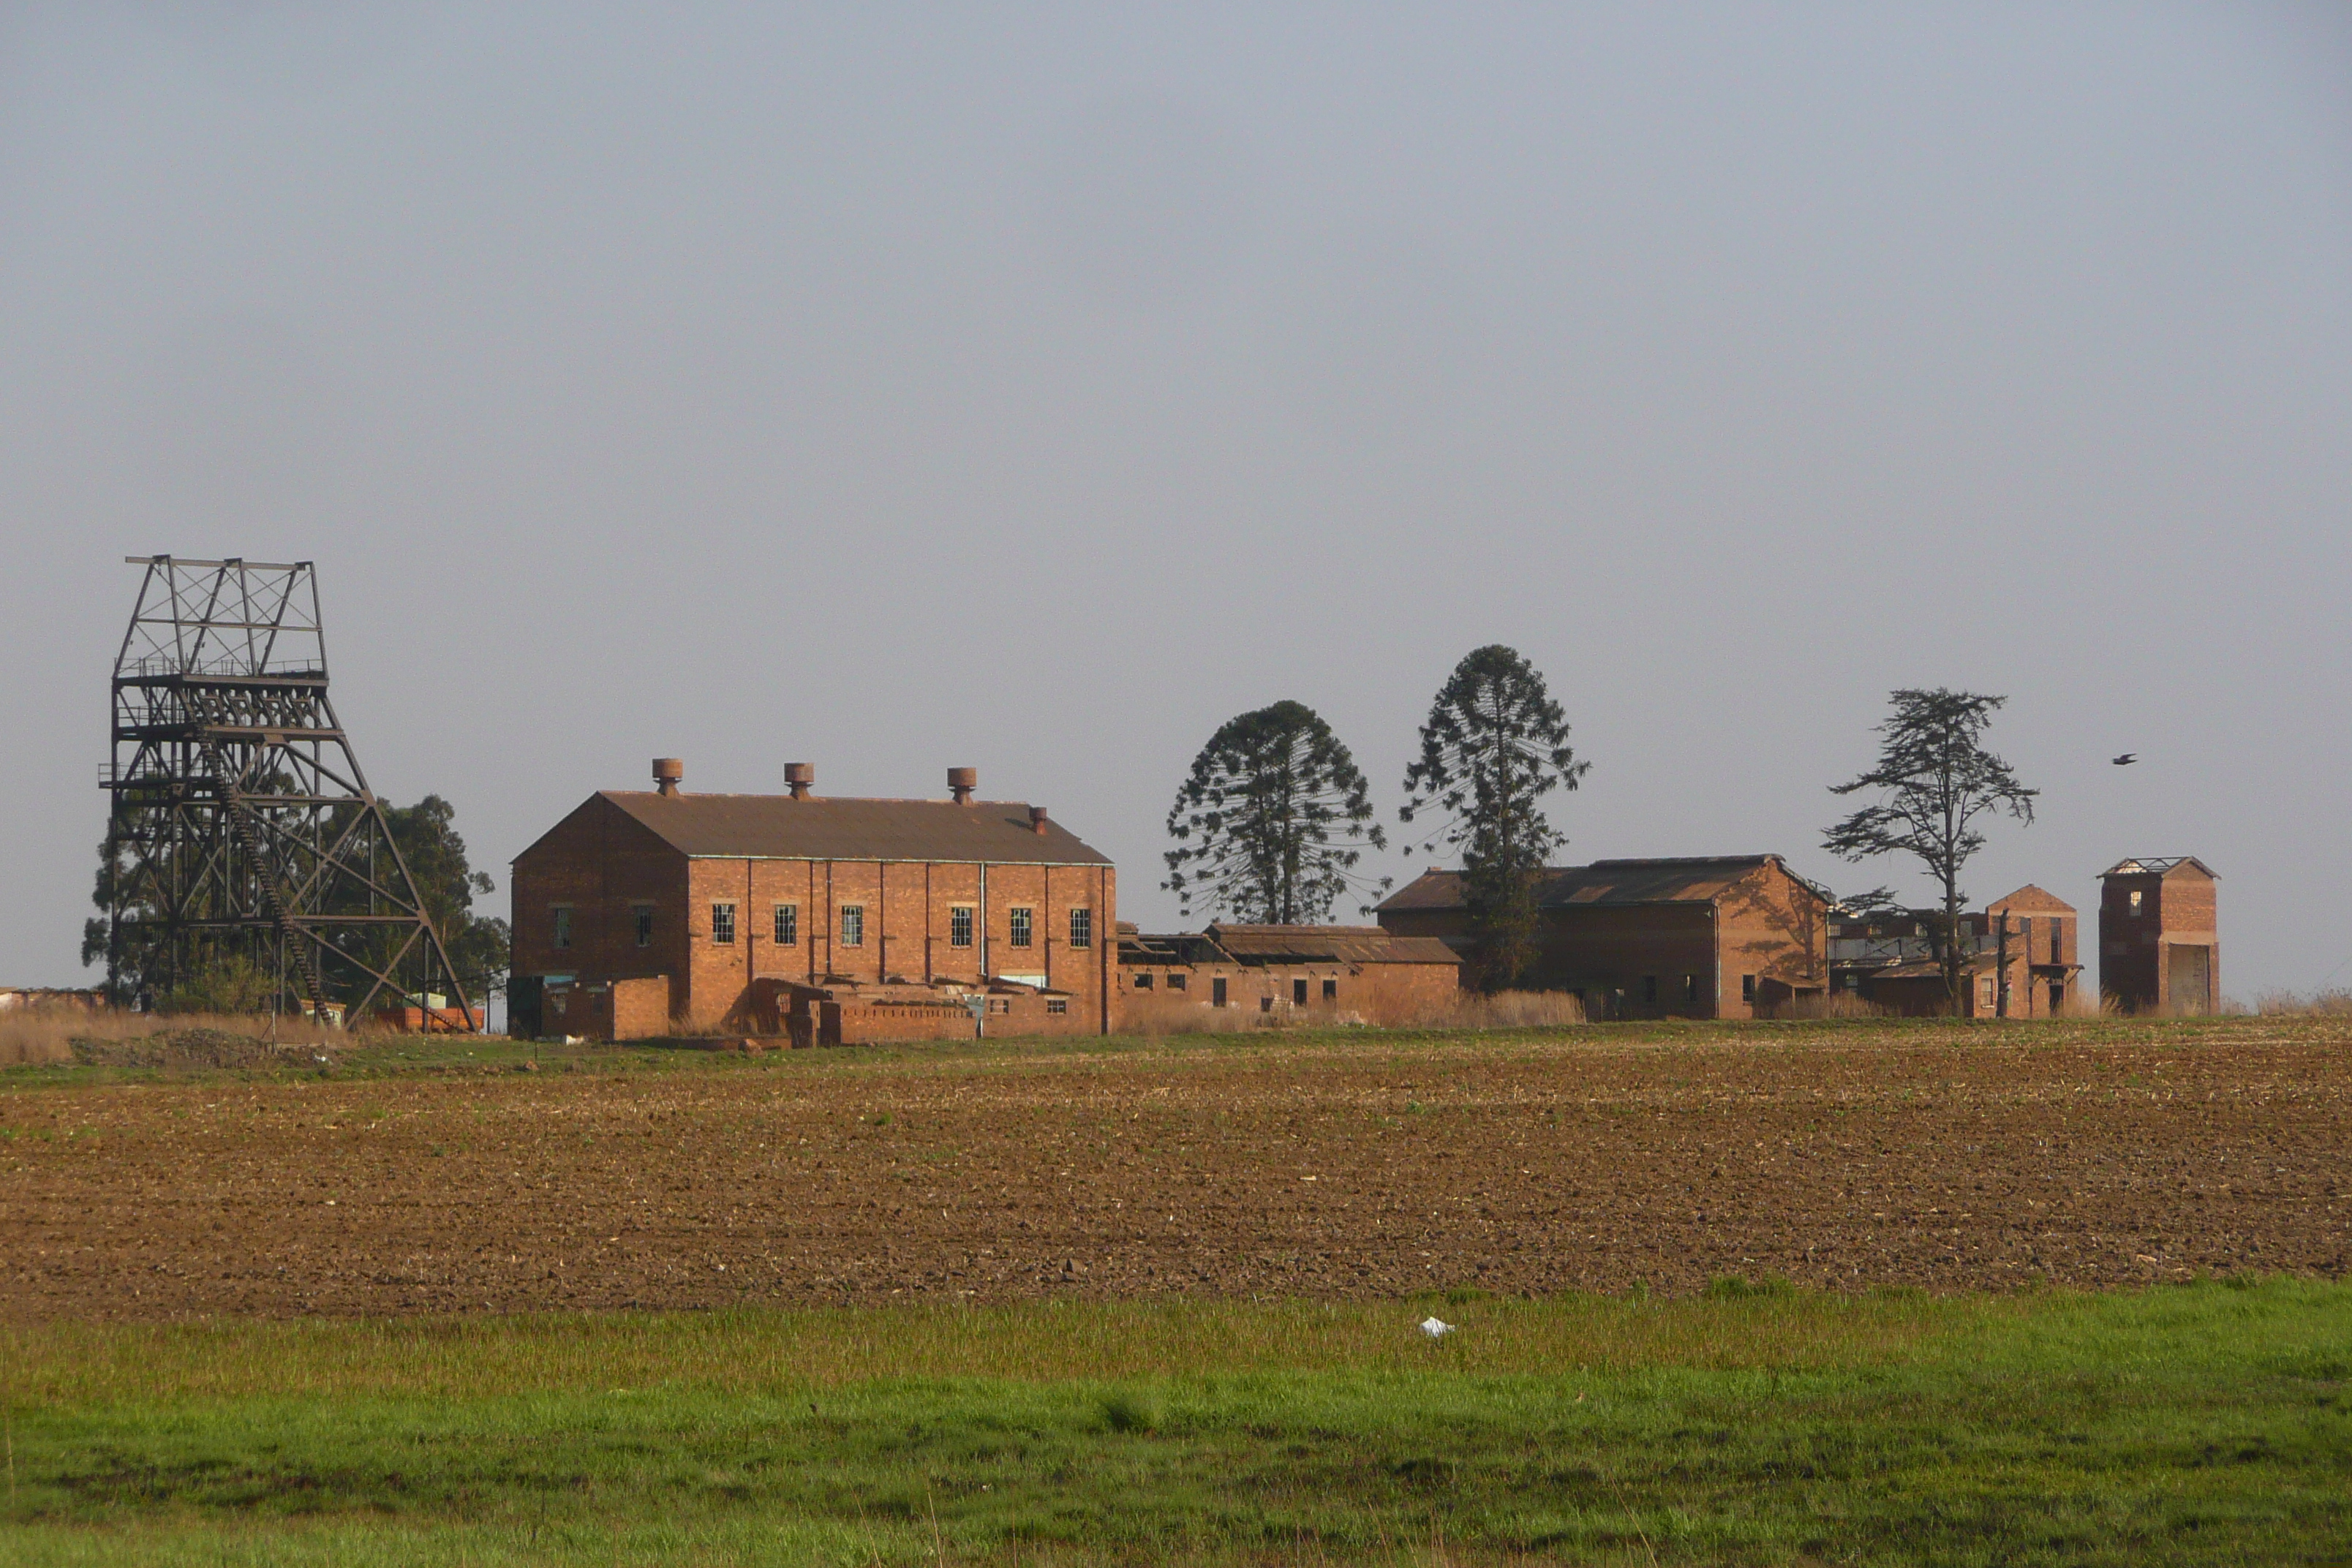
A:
948 766 977 805
784 762 814 800
652 758 683 797
1028 804 1049 836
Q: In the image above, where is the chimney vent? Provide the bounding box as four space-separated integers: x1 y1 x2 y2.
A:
948 766 978 805
784 762 815 799
1028 804 1049 836
652 758 684 797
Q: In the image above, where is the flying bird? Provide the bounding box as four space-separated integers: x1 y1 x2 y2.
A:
2111 753 2137 766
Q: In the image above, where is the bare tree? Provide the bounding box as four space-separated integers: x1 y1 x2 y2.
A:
1400 646 1588 990
1164 701 1387 924
1823 688 2036 1009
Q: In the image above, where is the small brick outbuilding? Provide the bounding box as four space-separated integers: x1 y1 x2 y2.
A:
1117 923 1463 1024
2098 857 2219 1015
510 761 1116 1041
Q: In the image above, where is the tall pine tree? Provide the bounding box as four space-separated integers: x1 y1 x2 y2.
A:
1399 646 1587 990
1164 701 1387 924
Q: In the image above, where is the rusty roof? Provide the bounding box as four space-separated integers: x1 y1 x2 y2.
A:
573 792 1112 866
2100 856 2217 880
1377 856 1823 913
1989 884 2076 913
1205 924 1462 966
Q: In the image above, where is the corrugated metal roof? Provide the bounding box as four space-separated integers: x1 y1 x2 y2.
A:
1205 924 1461 966
1377 856 1817 913
592 791 1112 866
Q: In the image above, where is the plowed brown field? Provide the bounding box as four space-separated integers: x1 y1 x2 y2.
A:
3 1022 2345 1319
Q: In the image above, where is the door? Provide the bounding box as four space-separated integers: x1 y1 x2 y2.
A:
2167 945 2211 1015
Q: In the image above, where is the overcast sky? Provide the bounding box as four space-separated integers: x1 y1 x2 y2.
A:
3 3 2348 999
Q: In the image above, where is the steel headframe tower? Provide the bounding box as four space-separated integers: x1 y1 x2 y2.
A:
102 557 479 1030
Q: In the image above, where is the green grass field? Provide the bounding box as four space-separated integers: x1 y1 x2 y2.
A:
2 1278 2346 1565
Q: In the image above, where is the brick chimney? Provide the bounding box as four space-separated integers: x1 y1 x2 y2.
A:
784 762 814 799
652 758 683 797
948 766 977 805
1028 804 1049 836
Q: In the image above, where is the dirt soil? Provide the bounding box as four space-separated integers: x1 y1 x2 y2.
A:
67 1030 338 1073
2 1023 2345 1319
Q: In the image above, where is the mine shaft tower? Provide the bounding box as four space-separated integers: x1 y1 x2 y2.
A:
101 557 478 1029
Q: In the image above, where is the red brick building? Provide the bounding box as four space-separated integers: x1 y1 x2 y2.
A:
2098 857 2219 1014
510 762 1116 1042
1373 856 1830 1019
1117 923 1462 1024
1830 885 2082 1017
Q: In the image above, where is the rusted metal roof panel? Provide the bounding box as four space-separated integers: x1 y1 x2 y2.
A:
1205 923 1461 966
1378 856 1815 913
596 792 1112 866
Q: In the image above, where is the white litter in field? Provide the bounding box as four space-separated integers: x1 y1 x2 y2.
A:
1420 1316 1455 1338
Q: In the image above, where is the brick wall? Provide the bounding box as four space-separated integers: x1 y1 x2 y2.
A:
511 797 691 1026
678 856 1115 1034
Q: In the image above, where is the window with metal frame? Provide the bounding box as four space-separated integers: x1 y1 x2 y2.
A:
633 906 653 948
710 903 736 945
773 904 797 946
553 907 573 949
1068 908 1091 949
949 906 974 949
839 905 864 947
1009 907 1033 948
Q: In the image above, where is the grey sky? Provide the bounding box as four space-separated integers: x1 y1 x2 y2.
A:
3 3 2348 998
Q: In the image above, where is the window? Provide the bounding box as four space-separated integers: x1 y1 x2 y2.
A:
1642 975 1659 1006
1741 973 1757 1003
1322 979 1338 1000
1293 979 1309 1006
1683 974 1700 1005
1979 977 1996 1009
1068 908 1092 949
773 904 797 946
634 906 654 948
1008 907 1034 949
1166 972 1187 992
1212 977 1227 1008
1259 995 1273 1013
553 907 573 950
1046 998 1068 1015
2128 889 2144 915
949 905 974 949
1134 972 1154 990
710 903 736 945
839 905 864 947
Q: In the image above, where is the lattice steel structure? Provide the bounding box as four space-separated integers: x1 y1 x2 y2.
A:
101 557 478 1029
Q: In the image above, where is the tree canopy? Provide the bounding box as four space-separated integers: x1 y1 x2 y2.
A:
1823 687 2036 1007
1163 700 1387 924
1399 645 1588 990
